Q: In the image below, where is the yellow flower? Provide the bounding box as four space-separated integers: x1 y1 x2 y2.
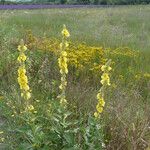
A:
101 73 109 79
61 51 67 57
26 105 34 112
18 45 27 52
101 65 112 72
17 53 27 62
61 25 70 38
60 42 69 49
25 92 31 100
96 92 102 99
96 103 103 113
60 98 67 107
101 73 110 86
99 98 105 107
18 66 26 75
94 112 100 118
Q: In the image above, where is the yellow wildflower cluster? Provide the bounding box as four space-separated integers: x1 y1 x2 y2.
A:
17 40 31 101
58 25 70 107
25 31 105 73
94 60 112 118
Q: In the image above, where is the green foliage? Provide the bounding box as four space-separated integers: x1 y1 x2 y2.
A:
2 95 104 149
2 0 149 4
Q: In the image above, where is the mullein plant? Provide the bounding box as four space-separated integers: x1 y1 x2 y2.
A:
17 39 34 112
58 25 70 108
94 60 112 118
80 60 112 149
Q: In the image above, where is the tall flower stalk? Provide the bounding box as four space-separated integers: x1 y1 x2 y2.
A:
17 39 34 112
94 60 112 118
58 25 70 108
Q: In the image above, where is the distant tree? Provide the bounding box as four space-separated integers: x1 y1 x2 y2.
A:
94 0 100 4
99 0 107 4
60 0 67 4
1 0 5 5
29 0 150 5
78 0 91 4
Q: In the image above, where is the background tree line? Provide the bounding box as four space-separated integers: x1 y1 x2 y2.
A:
0 0 149 5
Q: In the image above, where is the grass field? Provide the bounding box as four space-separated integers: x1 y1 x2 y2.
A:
0 5 150 50
0 5 150 150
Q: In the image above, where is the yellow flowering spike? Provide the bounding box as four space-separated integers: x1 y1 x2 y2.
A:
58 25 70 108
17 39 34 113
94 60 111 118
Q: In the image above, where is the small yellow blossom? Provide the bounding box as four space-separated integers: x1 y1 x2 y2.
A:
60 98 68 107
94 112 100 118
96 103 103 113
26 105 34 112
60 42 69 49
26 92 31 100
61 25 70 38
99 98 105 107
101 65 112 72
17 53 27 62
101 73 110 86
18 45 27 51
18 66 26 74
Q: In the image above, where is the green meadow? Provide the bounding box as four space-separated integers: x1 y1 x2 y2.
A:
0 5 150 150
